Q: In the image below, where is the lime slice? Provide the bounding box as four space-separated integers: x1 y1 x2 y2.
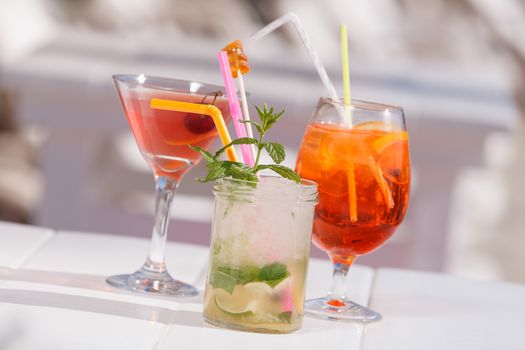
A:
214 288 254 317
272 276 292 294
244 282 273 296
215 298 253 316
243 282 275 314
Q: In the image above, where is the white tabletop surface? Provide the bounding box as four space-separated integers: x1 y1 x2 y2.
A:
0 221 523 349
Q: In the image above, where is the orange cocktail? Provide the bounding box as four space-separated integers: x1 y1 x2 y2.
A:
295 98 410 322
296 123 409 262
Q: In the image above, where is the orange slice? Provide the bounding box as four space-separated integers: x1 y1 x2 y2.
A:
368 156 394 209
371 131 408 154
165 130 216 146
378 140 410 185
354 121 393 132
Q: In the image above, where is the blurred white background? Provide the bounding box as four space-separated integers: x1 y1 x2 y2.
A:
0 0 524 283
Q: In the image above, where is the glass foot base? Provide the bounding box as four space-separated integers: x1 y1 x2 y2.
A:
305 297 382 323
106 267 198 297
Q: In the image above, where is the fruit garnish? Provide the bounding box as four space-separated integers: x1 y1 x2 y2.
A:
378 137 410 185
354 121 394 131
368 155 394 209
352 123 405 211
244 282 273 296
184 113 215 134
190 104 300 183
222 40 250 78
272 277 293 312
371 131 408 154
165 130 217 146
214 287 254 317
215 298 254 316
183 91 224 134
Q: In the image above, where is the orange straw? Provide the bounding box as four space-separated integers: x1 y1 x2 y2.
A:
150 98 238 162
346 164 358 222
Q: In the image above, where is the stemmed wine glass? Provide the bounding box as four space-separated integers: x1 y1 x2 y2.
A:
109 74 231 296
296 98 410 321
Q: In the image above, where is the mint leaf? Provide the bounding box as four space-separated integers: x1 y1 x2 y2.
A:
258 262 289 288
255 104 284 134
213 263 289 290
256 164 301 183
226 162 258 182
217 266 260 285
278 311 292 323
196 162 227 182
188 145 215 162
264 142 285 164
198 161 256 183
210 270 237 294
213 161 257 183
258 262 288 281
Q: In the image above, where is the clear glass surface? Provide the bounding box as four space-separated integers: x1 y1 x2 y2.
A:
203 176 318 333
108 74 231 296
296 98 411 321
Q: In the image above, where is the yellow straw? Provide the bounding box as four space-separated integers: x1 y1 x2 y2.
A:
340 24 353 127
340 24 357 221
150 98 238 162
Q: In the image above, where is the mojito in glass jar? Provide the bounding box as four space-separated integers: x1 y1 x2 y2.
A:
203 175 318 333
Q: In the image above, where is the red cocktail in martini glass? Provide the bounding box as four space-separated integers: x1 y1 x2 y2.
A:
110 74 231 296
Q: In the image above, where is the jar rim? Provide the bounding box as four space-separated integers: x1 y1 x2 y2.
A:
213 175 318 204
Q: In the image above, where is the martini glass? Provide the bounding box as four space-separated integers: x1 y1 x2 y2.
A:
296 98 410 321
109 74 231 296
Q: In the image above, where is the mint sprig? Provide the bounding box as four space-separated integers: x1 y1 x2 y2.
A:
190 104 300 183
210 262 290 293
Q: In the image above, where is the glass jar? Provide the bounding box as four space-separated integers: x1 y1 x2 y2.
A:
203 175 318 333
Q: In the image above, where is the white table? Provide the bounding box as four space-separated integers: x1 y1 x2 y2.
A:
0 220 523 349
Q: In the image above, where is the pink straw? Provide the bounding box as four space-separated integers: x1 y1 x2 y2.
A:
218 51 255 167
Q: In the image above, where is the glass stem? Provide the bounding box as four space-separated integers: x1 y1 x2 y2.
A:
143 176 178 274
327 255 355 301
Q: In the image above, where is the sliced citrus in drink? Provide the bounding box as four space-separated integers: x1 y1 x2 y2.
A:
354 121 394 132
244 282 278 314
214 287 254 316
371 131 408 154
165 130 217 146
215 297 254 317
368 155 394 209
271 277 294 312
244 281 273 295
378 136 410 184
368 130 409 198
